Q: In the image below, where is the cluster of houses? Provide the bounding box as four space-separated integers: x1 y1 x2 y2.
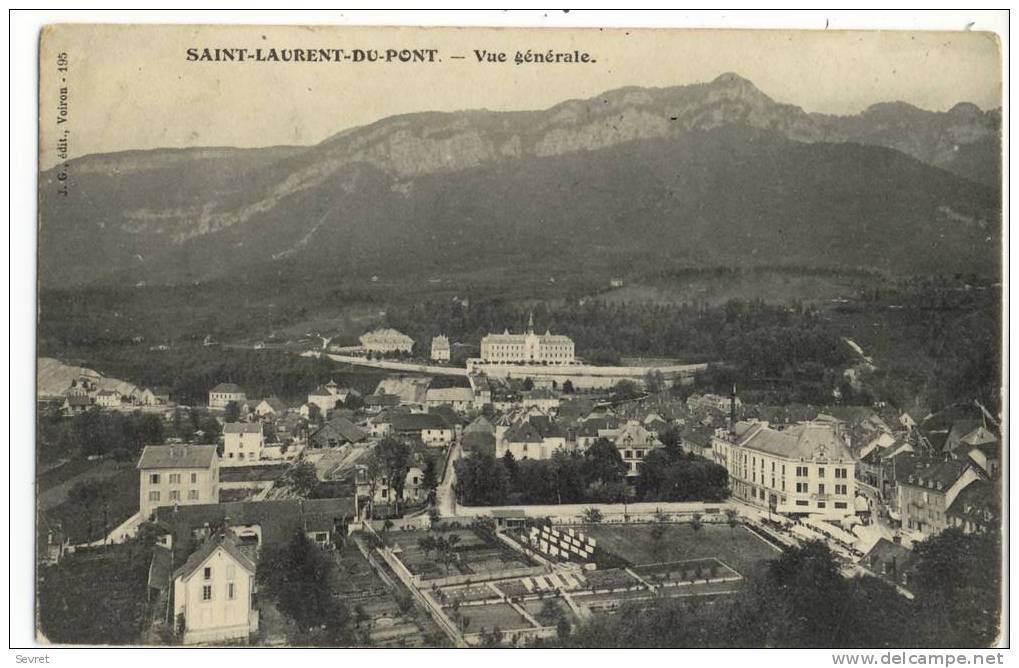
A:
55 359 1002 645
59 375 172 416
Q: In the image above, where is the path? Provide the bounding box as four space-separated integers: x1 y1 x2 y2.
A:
436 440 461 517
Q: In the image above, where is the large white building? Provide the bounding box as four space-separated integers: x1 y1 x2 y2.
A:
480 314 574 365
360 328 414 355
712 421 857 520
138 445 219 520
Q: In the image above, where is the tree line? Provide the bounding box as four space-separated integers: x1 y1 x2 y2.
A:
455 436 729 507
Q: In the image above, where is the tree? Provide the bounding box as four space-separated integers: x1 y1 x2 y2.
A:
522 377 535 392
659 426 683 462
258 528 353 645
223 401 241 422
281 460 318 498
911 528 1000 647
418 535 437 559
422 457 439 494
454 453 510 506
581 507 603 524
501 450 519 485
562 379 575 394
585 438 627 486
369 437 411 514
644 369 666 394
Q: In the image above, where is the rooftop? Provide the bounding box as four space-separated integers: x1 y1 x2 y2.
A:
224 422 262 434
211 383 245 394
137 444 217 470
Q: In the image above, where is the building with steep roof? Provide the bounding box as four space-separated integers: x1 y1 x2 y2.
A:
896 456 986 538
137 445 219 519
172 533 259 644
946 479 1000 534
712 420 857 519
479 313 574 365
613 420 663 476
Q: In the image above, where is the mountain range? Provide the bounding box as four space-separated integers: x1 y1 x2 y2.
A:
39 73 1001 289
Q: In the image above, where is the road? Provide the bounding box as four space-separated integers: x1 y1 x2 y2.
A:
436 440 461 517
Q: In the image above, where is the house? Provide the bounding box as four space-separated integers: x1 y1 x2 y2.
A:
687 393 741 415
612 420 662 476
360 328 414 355
464 415 495 435
467 374 492 408
310 416 367 448
61 394 92 416
896 456 986 538
374 376 431 406
575 416 619 450
389 413 454 446
306 380 357 417
425 386 475 412
138 445 220 520
155 497 357 553
356 462 428 509
209 383 246 411
364 393 401 414
139 387 172 406
222 423 265 465
495 415 569 461
172 533 258 645
965 441 1000 479
522 387 560 412
431 335 451 362
253 396 286 417
95 389 122 408
712 421 857 519
946 479 999 534
861 538 914 588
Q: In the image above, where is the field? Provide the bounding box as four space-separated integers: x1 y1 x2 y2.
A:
384 528 532 581
43 466 141 544
37 458 123 511
582 523 780 577
451 602 532 633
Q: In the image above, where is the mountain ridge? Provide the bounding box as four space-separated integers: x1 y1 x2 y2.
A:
39 74 1001 289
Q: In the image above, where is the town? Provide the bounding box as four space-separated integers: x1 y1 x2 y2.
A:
36 315 1001 647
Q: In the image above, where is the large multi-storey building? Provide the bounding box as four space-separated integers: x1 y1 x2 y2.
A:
712 420 857 519
138 445 220 519
360 328 414 355
480 314 574 365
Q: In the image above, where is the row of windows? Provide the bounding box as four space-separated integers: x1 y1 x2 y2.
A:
149 490 200 501
149 473 199 484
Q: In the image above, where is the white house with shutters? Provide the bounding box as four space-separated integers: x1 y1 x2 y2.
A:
173 533 258 645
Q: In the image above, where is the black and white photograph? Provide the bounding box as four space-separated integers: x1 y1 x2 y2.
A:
15 11 1008 655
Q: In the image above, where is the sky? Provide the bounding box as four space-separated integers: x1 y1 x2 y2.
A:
38 24 1002 168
